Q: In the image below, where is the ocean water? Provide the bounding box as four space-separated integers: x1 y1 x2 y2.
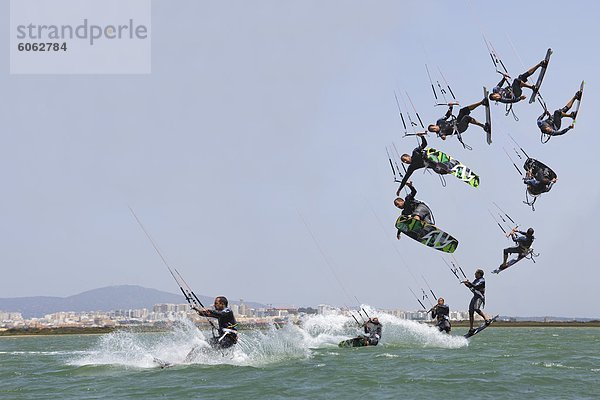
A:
0 310 598 399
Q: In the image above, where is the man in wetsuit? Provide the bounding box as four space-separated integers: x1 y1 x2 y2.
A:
496 227 535 272
394 180 434 239
462 269 491 335
489 58 548 104
192 296 238 349
523 168 557 195
537 90 582 137
396 134 450 195
430 297 451 333
427 99 490 141
361 317 382 346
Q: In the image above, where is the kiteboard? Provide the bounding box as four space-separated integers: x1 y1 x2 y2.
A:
464 315 499 338
153 357 173 369
523 158 556 196
529 48 553 104
395 215 458 253
492 257 521 274
425 148 480 187
573 80 585 125
492 246 537 273
483 86 492 144
338 337 369 348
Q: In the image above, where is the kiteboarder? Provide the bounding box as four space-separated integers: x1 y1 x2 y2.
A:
461 269 491 335
427 99 490 140
192 296 238 349
394 181 434 239
524 168 557 196
497 227 535 272
430 297 451 333
537 90 582 137
362 317 383 346
339 316 382 347
396 134 450 195
489 58 548 104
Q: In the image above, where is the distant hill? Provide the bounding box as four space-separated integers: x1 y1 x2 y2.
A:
0 285 265 318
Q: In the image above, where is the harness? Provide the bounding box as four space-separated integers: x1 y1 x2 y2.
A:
408 199 436 225
539 115 558 144
523 183 553 211
523 188 540 211
218 327 238 344
523 247 540 263
438 115 473 151
537 95 553 143
498 86 519 121
505 102 519 121
523 162 555 211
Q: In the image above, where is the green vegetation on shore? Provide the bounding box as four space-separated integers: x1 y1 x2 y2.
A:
450 320 600 328
0 327 117 336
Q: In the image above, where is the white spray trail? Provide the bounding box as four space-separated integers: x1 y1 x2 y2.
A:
69 308 467 368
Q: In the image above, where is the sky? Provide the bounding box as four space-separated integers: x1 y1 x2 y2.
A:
1 0 599 318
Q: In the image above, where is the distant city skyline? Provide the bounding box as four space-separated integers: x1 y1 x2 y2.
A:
1 284 598 322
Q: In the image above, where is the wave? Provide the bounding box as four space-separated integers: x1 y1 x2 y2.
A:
68 306 467 368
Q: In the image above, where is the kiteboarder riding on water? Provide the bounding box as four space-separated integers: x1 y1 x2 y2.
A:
462 269 491 335
489 58 548 104
427 98 490 140
361 317 382 346
496 227 535 272
192 296 238 349
396 134 450 195
537 89 582 137
430 297 451 333
394 181 434 239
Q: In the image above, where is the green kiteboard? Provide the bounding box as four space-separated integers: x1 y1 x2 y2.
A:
425 148 480 188
395 215 458 253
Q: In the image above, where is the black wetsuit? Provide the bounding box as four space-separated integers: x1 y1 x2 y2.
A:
436 105 475 137
397 137 450 193
537 109 573 137
492 67 537 103
436 106 456 137
465 277 485 313
504 232 534 259
431 304 451 333
401 185 433 224
397 136 428 193
524 173 554 195
363 320 382 345
492 76 522 104
200 307 238 349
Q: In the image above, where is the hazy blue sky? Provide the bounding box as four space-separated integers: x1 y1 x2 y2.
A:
1 1 598 317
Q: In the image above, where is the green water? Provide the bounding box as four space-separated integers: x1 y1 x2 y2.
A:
0 316 598 399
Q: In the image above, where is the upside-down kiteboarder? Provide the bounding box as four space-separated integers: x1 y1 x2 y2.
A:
489 52 549 105
427 98 490 142
537 88 582 139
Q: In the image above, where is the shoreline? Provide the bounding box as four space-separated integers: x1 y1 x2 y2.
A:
1 320 599 336
450 320 600 328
